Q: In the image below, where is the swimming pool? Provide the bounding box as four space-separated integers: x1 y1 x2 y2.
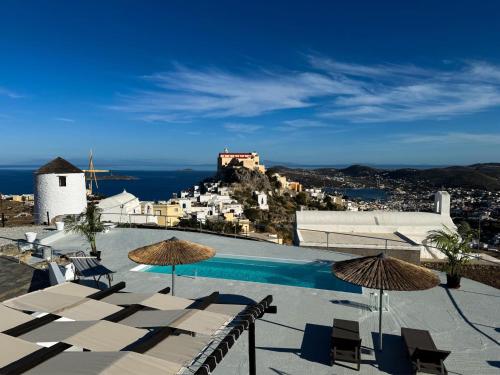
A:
139 255 361 293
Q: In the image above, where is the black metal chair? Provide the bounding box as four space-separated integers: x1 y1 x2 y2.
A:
69 251 114 288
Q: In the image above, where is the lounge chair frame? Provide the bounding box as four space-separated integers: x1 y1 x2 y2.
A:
402 327 450 375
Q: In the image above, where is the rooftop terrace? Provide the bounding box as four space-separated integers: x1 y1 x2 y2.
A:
2 227 499 374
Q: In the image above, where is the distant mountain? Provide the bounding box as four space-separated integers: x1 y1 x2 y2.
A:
270 163 500 191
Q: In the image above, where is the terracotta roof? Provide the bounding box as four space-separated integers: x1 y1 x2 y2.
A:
36 157 83 175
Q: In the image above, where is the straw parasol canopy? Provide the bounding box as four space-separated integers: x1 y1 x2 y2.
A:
128 237 215 295
333 253 440 291
332 253 440 350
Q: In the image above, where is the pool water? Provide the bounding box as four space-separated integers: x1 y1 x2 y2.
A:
144 256 361 293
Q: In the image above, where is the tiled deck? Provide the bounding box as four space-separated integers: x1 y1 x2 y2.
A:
46 228 500 375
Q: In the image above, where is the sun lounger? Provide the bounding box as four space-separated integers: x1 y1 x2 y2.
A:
69 255 115 288
401 327 450 375
331 318 361 371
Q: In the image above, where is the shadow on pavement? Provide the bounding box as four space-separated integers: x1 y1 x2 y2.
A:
370 332 412 374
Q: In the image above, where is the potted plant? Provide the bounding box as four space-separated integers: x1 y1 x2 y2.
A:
426 223 474 288
65 203 105 260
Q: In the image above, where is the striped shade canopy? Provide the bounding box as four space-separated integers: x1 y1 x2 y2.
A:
128 237 216 266
332 253 440 291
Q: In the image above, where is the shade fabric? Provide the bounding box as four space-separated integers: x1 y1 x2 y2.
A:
58 299 123 321
169 309 232 335
101 292 192 310
0 333 41 368
205 303 248 316
128 237 216 266
118 309 189 328
24 351 181 375
119 308 232 335
44 282 99 298
20 321 147 351
0 304 33 331
145 333 212 366
332 253 440 291
3 291 88 313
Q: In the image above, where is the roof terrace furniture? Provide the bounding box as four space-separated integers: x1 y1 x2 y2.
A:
332 253 440 350
330 318 361 371
401 327 450 375
69 255 115 288
1 281 277 375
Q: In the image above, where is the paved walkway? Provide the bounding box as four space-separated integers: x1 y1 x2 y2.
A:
47 228 500 375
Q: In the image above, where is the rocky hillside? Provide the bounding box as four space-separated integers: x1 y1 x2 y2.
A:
269 163 500 191
216 166 272 191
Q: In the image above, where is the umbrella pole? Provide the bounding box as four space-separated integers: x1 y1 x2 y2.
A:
172 264 175 296
378 287 383 351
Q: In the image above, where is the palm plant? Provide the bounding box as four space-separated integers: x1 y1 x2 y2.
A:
426 223 474 287
65 203 105 258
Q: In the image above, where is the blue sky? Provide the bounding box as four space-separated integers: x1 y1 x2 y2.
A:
1 1 500 168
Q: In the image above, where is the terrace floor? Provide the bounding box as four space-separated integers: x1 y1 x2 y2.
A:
45 228 500 375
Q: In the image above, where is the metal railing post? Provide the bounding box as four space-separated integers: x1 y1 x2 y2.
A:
248 320 256 375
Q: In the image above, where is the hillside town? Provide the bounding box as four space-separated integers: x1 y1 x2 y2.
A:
2 150 499 251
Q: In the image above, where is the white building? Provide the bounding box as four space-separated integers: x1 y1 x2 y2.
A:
34 157 87 224
295 191 456 262
254 191 269 211
98 190 157 225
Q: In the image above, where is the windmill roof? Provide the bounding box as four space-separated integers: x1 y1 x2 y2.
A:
36 157 83 175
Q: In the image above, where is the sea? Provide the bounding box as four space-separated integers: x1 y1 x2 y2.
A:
0 170 214 201
0 169 388 202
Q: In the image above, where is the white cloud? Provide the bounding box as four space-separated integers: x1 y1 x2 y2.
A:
223 123 262 133
110 58 500 124
0 87 23 99
54 117 75 123
276 119 329 131
395 132 500 145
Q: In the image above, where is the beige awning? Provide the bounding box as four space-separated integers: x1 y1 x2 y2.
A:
119 308 232 335
24 351 181 375
145 333 212 366
0 304 34 331
205 303 247 316
58 299 123 321
0 333 41 368
20 320 147 351
170 309 232 335
101 293 192 310
3 291 87 313
43 282 99 298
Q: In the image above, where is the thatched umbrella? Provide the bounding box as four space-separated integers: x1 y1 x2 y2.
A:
128 237 216 295
332 253 440 350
